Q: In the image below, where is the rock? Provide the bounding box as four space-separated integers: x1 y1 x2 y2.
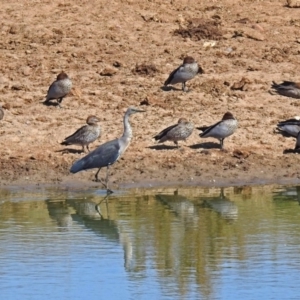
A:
235 18 251 24
140 98 150 106
243 28 265 41
203 40 217 48
70 87 82 98
251 23 264 32
22 67 31 76
132 63 158 76
9 25 17 34
232 149 250 159
99 67 118 76
29 43 39 49
2 103 10 110
113 61 123 68
231 77 251 91
140 12 160 22
11 84 24 91
223 33 233 39
287 0 300 7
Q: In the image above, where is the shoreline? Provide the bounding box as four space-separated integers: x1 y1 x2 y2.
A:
1 0 300 195
1 164 300 193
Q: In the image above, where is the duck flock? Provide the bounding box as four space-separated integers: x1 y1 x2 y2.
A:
0 56 298 193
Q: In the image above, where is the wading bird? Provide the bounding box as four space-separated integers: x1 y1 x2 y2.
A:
70 107 145 193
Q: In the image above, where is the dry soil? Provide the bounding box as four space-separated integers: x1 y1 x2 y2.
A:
1 0 300 190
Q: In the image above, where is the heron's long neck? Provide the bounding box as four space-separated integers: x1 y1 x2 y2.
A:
122 113 132 141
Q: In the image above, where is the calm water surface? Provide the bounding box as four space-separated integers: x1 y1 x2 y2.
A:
1 185 300 300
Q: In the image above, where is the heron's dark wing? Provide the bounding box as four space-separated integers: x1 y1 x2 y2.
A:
61 125 87 145
154 124 178 140
70 139 120 173
197 120 222 137
164 66 180 86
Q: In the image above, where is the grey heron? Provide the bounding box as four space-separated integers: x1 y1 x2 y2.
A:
70 107 145 193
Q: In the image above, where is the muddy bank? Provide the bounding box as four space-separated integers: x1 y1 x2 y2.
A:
1 0 300 189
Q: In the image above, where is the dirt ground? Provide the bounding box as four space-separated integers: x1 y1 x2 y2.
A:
1 0 300 190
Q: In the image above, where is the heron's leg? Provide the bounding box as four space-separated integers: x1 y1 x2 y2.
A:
95 168 112 192
82 145 85 153
95 202 103 217
95 194 110 218
220 188 225 199
105 166 113 194
105 194 110 216
94 168 102 182
174 141 179 148
87 144 90 152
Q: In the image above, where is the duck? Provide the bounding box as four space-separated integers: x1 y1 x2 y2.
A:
164 56 203 92
44 71 72 107
276 116 300 138
61 115 101 152
154 118 194 147
271 81 300 99
197 112 238 149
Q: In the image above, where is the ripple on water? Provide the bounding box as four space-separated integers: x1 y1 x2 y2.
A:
0 185 300 300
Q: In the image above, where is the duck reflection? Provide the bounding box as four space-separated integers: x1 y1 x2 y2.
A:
273 185 300 204
46 200 73 231
201 188 238 221
155 190 199 225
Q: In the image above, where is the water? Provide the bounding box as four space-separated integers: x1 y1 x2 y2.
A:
1 185 300 300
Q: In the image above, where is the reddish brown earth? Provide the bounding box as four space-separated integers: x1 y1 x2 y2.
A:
1 0 300 190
